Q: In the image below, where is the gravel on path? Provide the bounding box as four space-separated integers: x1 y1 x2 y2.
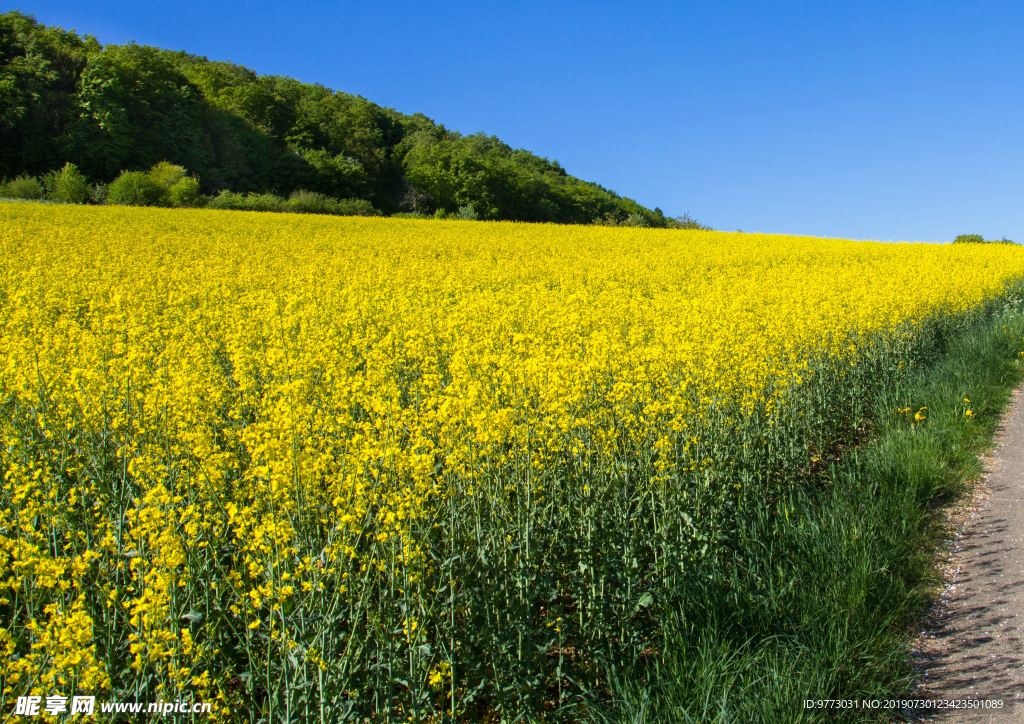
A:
914 388 1024 722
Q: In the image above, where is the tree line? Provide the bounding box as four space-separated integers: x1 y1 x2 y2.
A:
953 234 1014 245
0 11 709 228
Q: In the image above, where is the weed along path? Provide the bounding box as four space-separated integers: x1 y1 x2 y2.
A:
918 387 1024 721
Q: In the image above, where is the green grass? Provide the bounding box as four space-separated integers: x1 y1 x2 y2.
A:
591 298 1024 722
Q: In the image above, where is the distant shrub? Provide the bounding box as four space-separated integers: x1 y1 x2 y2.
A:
244 193 286 212
106 162 196 207
168 177 202 207
208 190 283 212
201 188 377 216
107 171 166 206
285 190 336 215
669 212 712 230
285 190 377 216
207 190 244 210
391 211 429 219
330 198 378 217
623 212 648 228
0 176 43 200
953 233 1015 245
398 186 432 215
147 161 187 191
89 183 108 204
41 163 89 203
453 203 479 221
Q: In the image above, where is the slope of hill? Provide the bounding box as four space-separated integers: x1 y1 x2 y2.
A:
0 11 688 226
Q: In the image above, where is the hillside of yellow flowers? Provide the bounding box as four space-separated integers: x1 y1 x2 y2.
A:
2 203 1024 721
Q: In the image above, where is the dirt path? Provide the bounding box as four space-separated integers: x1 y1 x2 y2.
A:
913 388 1024 722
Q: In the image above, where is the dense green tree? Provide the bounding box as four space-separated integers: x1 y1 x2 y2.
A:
0 10 699 227
0 11 98 177
68 43 208 179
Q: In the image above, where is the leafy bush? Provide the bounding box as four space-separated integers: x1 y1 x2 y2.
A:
206 190 245 210
42 163 89 203
147 161 187 191
330 198 378 217
284 190 336 214
180 187 377 216
623 212 648 228
453 203 479 221
285 190 377 216
107 171 166 206
168 177 202 207
89 183 108 204
669 212 712 230
243 193 286 212
954 233 1015 245
208 190 283 212
0 176 43 200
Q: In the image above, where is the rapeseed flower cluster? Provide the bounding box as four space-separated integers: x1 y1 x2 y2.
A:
1 203 1023 720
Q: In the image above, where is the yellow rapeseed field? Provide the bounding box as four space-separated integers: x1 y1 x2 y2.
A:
2 203 1023 719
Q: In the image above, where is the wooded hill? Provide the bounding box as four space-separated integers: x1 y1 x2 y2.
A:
0 11 701 226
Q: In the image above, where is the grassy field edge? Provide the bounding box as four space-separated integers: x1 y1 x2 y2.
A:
598 297 1024 723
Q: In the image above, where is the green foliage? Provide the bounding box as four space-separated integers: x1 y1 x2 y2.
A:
0 11 693 225
283 189 340 214
241 192 286 212
592 296 1024 722
167 176 202 207
88 182 107 204
41 162 88 203
285 190 377 216
0 175 43 199
146 161 187 190
297 148 372 201
207 190 279 211
592 207 681 228
668 212 713 230
68 44 208 180
106 170 166 206
0 11 100 179
399 131 666 224
452 202 478 220
105 162 205 207
206 188 377 216
954 233 1015 245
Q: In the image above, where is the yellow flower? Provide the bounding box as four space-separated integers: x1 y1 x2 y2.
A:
3 202 1024 710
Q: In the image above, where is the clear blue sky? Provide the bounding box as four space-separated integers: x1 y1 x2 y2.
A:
10 0 1024 241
